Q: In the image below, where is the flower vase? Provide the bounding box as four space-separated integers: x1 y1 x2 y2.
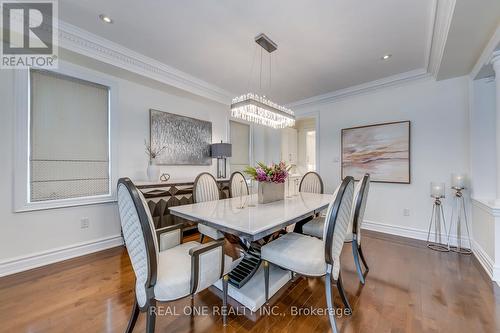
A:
147 160 160 182
258 182 285 204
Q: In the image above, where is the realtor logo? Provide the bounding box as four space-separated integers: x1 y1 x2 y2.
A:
1 0 58 68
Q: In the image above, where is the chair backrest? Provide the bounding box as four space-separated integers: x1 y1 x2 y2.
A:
352 174 370 244
193 172 220 203
299 171 324 194
117 178 158 308
322 176 355 278
229 171 249 198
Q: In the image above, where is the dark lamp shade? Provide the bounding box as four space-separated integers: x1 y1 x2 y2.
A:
211 143 232 158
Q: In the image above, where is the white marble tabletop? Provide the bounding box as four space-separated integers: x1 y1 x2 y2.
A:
169 193 334 241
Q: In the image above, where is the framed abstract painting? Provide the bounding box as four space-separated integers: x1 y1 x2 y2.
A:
149 109 212 165
341 121 410 184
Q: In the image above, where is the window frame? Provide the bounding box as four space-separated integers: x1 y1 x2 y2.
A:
13 60 119 212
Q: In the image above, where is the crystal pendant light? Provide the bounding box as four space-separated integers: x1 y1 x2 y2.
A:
231 34 295 129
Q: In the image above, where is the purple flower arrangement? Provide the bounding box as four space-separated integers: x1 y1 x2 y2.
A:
244 161 290 184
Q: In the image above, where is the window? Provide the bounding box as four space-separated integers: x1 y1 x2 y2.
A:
229 120 251 173
14 63 117 211
29 70 110 202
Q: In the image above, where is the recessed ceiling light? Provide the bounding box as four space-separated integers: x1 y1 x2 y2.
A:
99 14 113 24
382 54 392 60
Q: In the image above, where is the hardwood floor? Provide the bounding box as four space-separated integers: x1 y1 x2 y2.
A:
0 231 499 333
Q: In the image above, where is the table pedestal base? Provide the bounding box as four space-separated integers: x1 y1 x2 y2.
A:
213 264 292 312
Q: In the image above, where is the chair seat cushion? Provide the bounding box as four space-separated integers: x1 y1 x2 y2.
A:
261 233 326 276
302 217 325 239
303 217 354 242
154 241 232 301
198 224 225 240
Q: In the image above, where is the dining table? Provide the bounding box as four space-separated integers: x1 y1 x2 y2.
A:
169 192 334 312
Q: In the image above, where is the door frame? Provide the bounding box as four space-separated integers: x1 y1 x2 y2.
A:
295 110 320 175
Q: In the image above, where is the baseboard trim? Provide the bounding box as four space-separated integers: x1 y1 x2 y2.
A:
362 219 468 246
470 239 494 280
0 235 124 277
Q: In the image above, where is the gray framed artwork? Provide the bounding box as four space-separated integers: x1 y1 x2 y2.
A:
150 109 212 165
341 121 410 184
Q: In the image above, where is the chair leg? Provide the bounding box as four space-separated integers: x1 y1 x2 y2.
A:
146 301 156 333
199 234 205 244
336 271 352 313
358 244 369 272
351 241 365 285
263 260 270 303
125 298 139 333
222 274 229 326
325 271 338 333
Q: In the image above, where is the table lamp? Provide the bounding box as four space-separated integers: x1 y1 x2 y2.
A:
211 141 232 179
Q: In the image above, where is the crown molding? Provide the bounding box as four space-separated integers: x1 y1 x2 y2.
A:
58 21 233 105
470 26 500 79
427 0 456 77
287 68 431 108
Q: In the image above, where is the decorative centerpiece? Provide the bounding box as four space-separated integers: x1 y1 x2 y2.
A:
145 139 166 182
245 162 290 204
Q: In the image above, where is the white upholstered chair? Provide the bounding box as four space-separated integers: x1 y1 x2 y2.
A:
292 172 325 233
261 176 355 333
193 172 225 242
299 171 324 194
348 174 370 283
302 174 371 284
117 178 233 333
229 171 249 198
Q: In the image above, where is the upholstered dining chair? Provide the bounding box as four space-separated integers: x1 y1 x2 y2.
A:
292 171 325 233
347 174 370 284
302 174 371 284
193 172 225 243
117 178 233 333
229 171 249 198
261 176 355 333
299 171 324 194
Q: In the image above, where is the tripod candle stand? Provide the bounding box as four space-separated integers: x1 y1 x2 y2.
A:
447 186 472 254
427 183 449 252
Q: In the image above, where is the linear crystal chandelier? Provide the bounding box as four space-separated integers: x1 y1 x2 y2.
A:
231 34 295 129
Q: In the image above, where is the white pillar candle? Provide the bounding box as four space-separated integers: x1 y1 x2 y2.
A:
430 182 445 198
451 174 465 189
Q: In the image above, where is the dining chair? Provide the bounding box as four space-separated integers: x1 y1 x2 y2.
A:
261 176 355 333
299 171 324 194
229 171 249 198
302 174 371 284
347 174 370 284
193 172 225 243
292 171 325 233
117 178 233 333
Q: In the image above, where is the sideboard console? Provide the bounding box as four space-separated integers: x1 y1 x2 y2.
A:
135 178 230 232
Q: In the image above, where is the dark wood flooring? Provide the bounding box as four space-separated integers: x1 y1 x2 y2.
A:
0 231 499 333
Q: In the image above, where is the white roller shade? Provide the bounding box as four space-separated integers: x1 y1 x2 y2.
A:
30 70 110 202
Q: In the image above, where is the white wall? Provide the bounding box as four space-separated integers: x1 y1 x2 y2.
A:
252 125 282 165
295 76 470 234
470 78 496 200
0 51 229 270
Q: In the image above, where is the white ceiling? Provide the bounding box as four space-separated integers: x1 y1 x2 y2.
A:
59 0 434 104
438 0 500 80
